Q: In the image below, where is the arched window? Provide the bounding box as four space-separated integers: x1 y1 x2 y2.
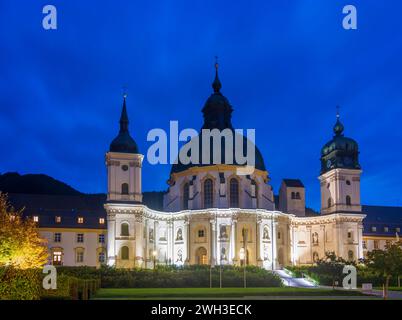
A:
295 192 301 199
121 222 129 236
121 183 129 195
203 178 213 208
121 246 129 260
291 192 296 199
229 178 239 207
327 197 332 208
183 183 189 210
346 195 351 206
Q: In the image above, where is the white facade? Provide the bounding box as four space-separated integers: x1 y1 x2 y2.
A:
40 228 107 267
106 151 143 203
319 168 362 215
106 158 365 269
105 204 365 269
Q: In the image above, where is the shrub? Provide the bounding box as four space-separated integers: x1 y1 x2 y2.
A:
0 267 42 300
56 265 282 288
40 274 72 300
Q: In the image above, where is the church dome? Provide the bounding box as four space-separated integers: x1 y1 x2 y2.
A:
171 133 266 174
170 62 267 175
109 96 139 154
320 113 360 174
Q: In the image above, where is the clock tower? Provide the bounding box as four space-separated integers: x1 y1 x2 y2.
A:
319 113 362 214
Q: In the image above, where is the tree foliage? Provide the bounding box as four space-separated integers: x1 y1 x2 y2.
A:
0 193 48 269
364 241 402 298
314 251 348 288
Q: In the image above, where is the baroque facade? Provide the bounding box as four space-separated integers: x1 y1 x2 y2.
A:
105 65 365 269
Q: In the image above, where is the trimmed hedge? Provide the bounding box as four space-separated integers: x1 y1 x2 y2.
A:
0 267 42 300
56 265 282 288
40 276 101 300
0 266 101 300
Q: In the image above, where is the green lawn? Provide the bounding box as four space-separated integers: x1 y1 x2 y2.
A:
374 287 402 292
388 287 402 291
93 287 368 299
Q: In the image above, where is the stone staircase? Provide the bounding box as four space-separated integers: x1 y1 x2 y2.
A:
274 269 318 288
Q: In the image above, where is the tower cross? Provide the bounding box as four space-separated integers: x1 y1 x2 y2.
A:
336 105 341 118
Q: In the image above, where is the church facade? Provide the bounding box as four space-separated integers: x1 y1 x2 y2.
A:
105 65 365 269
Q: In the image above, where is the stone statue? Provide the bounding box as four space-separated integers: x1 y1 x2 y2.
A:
220 225 228 239
176 250 183 262
263 226 270 240
176 228 183 241
312 232 318 245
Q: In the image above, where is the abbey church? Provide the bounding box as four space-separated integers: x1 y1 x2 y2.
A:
105 64 365 269
6 65 401 269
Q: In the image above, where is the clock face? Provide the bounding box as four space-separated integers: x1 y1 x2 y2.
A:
326 159 332 168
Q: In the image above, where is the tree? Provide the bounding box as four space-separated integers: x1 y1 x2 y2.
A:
365 241 402 299
315 251 348 289
0 193 48 269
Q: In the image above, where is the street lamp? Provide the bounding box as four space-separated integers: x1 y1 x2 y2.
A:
239 248 246 288
152 250 157 270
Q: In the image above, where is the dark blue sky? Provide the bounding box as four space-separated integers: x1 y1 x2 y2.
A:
1 0 402 210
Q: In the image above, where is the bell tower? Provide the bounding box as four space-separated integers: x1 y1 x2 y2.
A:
319 112 362 214
105 94 143 203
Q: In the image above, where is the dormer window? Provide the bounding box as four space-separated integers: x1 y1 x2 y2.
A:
371 226 377 232
33 216 39 223
55 216 61 223
99 218 105 224
77 217 84 224
384 226 389 232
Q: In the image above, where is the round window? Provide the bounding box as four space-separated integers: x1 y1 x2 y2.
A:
122 165 128 171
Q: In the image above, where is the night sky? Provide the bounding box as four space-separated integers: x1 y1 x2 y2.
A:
1 0 402 210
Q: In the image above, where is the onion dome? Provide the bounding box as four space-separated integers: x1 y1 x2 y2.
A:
171 62 266 174
109 95 139 154
320 111 360 174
